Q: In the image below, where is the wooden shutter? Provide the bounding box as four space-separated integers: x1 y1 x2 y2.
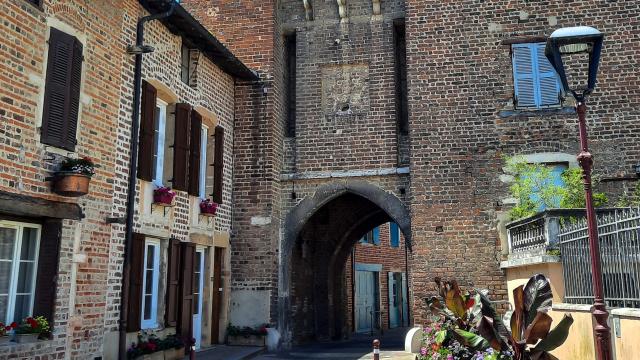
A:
173 103 192 191
512 44 537 108
165 238 181 327
126 233 145 332
535 44 561 107
390 222 400 248
188 110 202 196
33 219 62 326
41 28 83 151
177 242 196 344
138 81 157 181
212 126 225 204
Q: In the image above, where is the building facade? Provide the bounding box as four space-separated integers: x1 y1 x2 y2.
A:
184 0 640 347
0 0 254 358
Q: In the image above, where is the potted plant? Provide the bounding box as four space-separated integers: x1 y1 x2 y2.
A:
127 332 163 360
13 316 48 344
0 321 16 345
153 186 176 206
199 199 219 216
226 323 268 347
52 156 95 197
160 334 185 360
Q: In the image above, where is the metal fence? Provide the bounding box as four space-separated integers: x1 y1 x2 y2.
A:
559 207 640 308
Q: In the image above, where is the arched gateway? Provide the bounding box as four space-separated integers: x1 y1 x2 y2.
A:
278 180 412 346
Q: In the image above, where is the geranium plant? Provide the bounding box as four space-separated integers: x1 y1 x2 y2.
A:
153 186 176 205
0 321 17 337
199 199 219 215
226 323 269 338
58 156 96 177
127 332 162 359
14 316 49 335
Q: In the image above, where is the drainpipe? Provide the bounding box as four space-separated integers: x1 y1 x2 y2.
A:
119 3 176 359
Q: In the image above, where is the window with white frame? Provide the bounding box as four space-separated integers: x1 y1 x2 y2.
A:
511 43 562 109
0 221 40 324
198 125 208 199
152 99 168 186
141 239 160 329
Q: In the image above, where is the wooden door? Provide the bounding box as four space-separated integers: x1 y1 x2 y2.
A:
388 272 401 328
211 247 224 344
355 270 375 333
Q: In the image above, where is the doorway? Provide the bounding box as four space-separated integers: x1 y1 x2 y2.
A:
355 270 379 333
192 248 205 349
388 272 409 328
210 247 224 344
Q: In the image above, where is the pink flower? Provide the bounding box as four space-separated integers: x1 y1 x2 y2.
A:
420 347 427 356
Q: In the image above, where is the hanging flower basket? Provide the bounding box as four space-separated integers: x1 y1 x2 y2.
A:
153 187 176 206
52 157 95 197
199 199 219 216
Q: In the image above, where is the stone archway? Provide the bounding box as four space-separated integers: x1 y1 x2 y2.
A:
278 180 411 346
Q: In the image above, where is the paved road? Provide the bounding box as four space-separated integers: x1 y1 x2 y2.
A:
253 327 415 360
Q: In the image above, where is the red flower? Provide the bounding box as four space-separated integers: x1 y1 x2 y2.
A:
10 322 17 329
148 343 157 351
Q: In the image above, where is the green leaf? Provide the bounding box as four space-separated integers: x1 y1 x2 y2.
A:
533 314 574 352
454 329 489 350
434 330 447 344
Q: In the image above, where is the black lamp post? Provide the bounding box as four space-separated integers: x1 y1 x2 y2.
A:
545 27 612 360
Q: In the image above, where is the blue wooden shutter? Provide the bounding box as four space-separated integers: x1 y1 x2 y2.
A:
512 44 537 108
534 44 561 107
373 227 380 245
390 222 400 248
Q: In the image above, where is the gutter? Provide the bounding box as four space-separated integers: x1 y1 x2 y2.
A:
119 2 176 359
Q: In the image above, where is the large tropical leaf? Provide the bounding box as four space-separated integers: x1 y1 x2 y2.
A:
502 309 513 334
445 281 467 319
523 274 553 327
427 296 443 313
453 329 490 351
524 312 553 345
435 330 447 344
469 293 483 326
511 286 526 342
475 288 498 319
478 316 508 351
533 314 574 352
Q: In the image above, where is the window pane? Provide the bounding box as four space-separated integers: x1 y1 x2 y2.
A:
144 295 152 320
0 262 12 294
0 227 17 260
16 261 35 293
146 245 155 270
13 294 31 321
145 269 154 294
0 295 7 323
20 228 38 261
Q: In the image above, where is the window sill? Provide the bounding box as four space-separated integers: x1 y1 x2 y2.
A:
498 106 575 118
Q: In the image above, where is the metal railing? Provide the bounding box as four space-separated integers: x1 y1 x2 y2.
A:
559 207 640 308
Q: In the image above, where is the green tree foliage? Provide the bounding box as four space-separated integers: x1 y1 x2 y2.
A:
506 157 608 220
616 181 640 207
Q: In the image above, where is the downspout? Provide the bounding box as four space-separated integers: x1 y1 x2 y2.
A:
119 3 176 359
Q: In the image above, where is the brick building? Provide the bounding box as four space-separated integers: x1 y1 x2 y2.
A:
184 0 640 347
0 0 254 358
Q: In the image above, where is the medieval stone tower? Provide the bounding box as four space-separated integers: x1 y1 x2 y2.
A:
184 0 640 346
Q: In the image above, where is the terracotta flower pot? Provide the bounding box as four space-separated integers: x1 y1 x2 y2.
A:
52 172 91 197
14 333 39 343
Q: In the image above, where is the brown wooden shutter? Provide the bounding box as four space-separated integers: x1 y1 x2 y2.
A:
177 242 196 344
172 103 192 191
165 238 181 327
33 219 62 326
126 233 145 332
138 81 157 181
188 110 202 196
41 28 83 151
212 126 225 204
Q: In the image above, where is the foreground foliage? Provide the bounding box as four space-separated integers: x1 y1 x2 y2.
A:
420 275 572 360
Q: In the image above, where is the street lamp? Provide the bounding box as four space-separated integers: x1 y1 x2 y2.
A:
545 27 612 360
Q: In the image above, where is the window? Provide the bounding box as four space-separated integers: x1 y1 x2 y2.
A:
393 19 408 135
141 239 160 329
389 222 400 248
0 221 41 324
41 27 83 151
181 42 192 85
284 32 296 137
152 99 168 186
512 43 562 109
360 227 380 245
198 125 208 199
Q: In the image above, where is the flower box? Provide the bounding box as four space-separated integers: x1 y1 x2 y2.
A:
52 172 91 197
163 347 185 360
153 187 176 206
199 199 218 216
13 333 39 344
227 335 266 347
